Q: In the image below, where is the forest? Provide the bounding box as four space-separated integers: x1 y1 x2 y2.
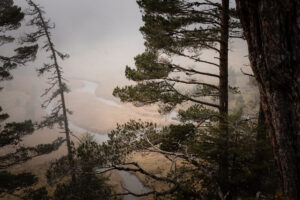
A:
0 0 299 200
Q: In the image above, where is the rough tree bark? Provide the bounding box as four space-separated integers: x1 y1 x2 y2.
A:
218 0 230 197
235 1 300 199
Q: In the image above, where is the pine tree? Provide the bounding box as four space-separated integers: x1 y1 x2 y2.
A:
100 109 278 199
50 135 114 200
23 0 75 182
113 0 240 196
0 1 61 198
0 0 38 87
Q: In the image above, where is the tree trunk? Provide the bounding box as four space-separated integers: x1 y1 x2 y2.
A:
218 0 230 197
235 1 300 199
219 0 229 116
31 1 76 183
253 103 267 193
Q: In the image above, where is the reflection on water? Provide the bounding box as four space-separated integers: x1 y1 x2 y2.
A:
119 171 150 200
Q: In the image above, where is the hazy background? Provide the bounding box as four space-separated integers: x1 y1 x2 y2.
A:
0 0 251 135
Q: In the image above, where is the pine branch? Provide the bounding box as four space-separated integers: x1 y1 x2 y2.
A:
0 137 65 169
113 185 179 198
165 77 219 90
168 49 220 66
163 62 220 78
165 81 220 109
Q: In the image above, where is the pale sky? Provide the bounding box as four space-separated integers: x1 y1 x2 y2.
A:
12 0 145 86
10 0 249 84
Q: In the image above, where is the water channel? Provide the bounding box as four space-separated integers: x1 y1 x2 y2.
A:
48 80 149 200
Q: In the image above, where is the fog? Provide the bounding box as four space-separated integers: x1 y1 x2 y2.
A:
0 0 250 134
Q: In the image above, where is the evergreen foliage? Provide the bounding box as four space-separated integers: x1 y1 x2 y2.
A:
0 0 38 88
112 0 237 198
54 173 112 200
0 171 37 193
0 0 284 199
0 1 62 199
24 0 76 183
23 187 50 200
47 135 114 200
101 109 279 199
113 0 229 111
109 0 280 199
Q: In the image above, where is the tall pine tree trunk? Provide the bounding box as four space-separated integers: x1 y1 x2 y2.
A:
29 0 76 183
235 1 300 199
218 0 230 197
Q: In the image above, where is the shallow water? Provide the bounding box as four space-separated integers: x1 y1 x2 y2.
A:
68 121 109 143
75 80 121 107
119 171 150 200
